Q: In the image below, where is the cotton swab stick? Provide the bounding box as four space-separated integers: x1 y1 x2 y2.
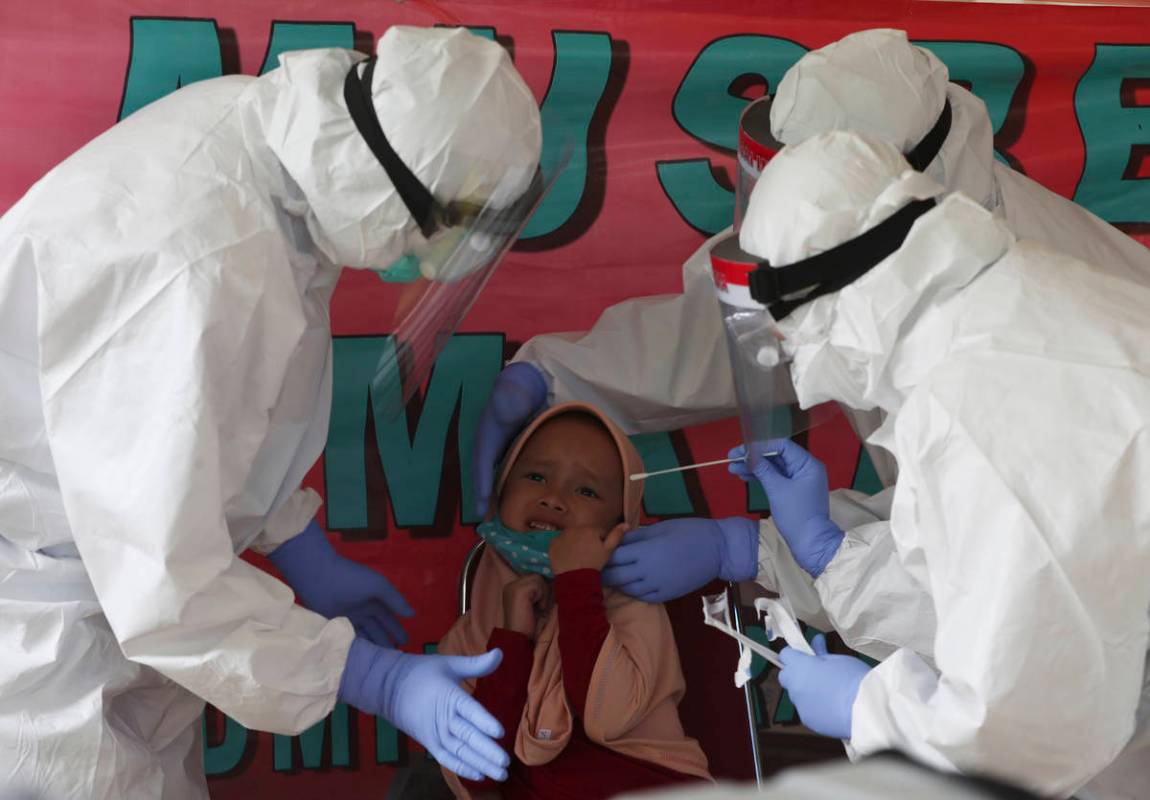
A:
629 452 779 481
701 593 785 668
707 622 785 669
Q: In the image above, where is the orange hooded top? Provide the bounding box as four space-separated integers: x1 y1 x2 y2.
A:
439 403 711 796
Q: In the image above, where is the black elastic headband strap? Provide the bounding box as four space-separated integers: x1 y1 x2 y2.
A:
343 57 441 238
749 198 937 319
904 99 952 172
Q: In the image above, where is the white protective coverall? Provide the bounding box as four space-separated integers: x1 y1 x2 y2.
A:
742 131 1150 798
0 27 540 799
512 28 1150 489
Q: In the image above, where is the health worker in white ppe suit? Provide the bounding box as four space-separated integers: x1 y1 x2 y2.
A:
471 29 1150 615
726 131 1149 799
0 26 543 799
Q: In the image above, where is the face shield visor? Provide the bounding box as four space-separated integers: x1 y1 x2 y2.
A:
734 97 780 233
709 234 840 469
368 166 557 415
716 194 939 464
343 55 562 414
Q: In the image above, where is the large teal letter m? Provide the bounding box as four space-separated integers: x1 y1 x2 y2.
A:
325 334 504 530
118 18 224 120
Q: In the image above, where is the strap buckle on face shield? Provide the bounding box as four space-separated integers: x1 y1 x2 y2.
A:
748 263 781 305
750 263 812 321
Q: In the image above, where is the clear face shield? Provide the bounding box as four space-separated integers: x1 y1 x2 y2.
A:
369 166 558 414
734 97 780 233
343 54 566 415
709 233 839 469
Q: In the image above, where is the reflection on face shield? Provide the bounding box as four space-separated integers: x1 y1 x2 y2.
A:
726 305 786 369
374 185 541 284
366 168 546 416
343 55 550 413
412 208 497 283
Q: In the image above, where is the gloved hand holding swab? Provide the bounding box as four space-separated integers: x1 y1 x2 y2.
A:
629 451 779 481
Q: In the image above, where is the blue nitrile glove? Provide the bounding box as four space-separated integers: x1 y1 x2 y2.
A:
728 440 844 578
601 517 759 602
474 362 549 517
339 638 510 782
270 520 414 648
778 633 871 740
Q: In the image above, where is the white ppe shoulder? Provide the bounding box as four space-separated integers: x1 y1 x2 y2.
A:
250 487 324 555
840 407 900 487
995 164 1150 288
512 230 735 434
32 89 352 734
849 259 1150 795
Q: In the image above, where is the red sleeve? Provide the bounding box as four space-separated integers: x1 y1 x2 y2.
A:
459 627 533 794
554 568 611 719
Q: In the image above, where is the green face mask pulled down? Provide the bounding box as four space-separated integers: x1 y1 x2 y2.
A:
477 517 558 578
375 253 422 283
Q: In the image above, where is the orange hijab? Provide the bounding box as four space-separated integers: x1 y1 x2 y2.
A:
439 403 710 795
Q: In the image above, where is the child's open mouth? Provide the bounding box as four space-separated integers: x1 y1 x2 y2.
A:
527 520 561 532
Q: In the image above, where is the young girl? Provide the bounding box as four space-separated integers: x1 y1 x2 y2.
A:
439 402 712 799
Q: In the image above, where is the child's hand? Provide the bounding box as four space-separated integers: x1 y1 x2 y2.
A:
549 523 629 575
502 574 552 640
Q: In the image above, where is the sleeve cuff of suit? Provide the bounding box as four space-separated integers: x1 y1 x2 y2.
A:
249 487 323 555
756 519 836 633
849 649 956 773
813 522 937 662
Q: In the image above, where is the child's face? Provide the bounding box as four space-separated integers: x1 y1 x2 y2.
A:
498 414 624 534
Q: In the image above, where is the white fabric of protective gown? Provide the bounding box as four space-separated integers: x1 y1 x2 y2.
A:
514 230 735 434
739 130 1150 799
771 29 999 214
0 26 541 800
771 29 949 154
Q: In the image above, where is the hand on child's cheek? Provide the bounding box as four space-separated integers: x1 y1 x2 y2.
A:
502 574 552 640
549 523 629 575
